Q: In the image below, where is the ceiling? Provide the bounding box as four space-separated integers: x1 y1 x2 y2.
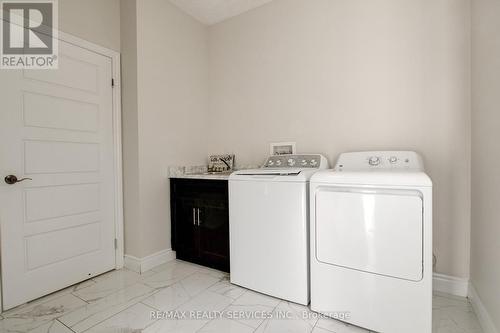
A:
169 0 274 25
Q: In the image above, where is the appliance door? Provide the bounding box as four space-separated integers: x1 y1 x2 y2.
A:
315 187 423 281
229 179 309 304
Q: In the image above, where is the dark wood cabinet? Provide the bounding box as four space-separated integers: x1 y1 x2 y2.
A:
170 178 229 272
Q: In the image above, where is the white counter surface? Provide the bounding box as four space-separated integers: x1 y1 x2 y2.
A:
169 172 232 180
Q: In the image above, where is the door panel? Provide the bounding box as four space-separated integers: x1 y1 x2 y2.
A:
24 183 100 222
199 198 229 271
23 53 100 93
0 40 116 309
23 91 99 132
24 140 100 173
315 188 423 281
174 197 199 261
25 222 101 270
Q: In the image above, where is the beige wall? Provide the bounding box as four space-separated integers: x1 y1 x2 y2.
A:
471 0 500 329
120 0 142 257
135 0 209 257
121 0 209 258
208 0 471 278
118 0 473 280
59 0 121 51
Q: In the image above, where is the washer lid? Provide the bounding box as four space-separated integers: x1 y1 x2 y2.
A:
233 168 302 176
230 168 317 182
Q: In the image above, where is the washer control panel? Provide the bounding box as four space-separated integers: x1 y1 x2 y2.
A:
264 154 326 169
335 151 424 171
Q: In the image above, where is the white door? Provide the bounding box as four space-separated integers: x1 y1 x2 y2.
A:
315 188 423 281
0 40 116 309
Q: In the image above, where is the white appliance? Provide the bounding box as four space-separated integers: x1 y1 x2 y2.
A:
229 154 328 305
310 151 432 333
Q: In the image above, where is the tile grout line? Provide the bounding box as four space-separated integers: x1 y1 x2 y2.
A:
140 273 202 331
76 297 153 332
218 284 264 331
249 298 282 333
70 291 91 305
196 286 253 332
57 318 77 333
170 270 228 330
4 293 91 332
286 302 319 332
66 283 159 329
139 267 229 332
65 279 162 332
193 285 246 333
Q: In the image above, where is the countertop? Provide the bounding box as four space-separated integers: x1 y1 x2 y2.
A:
169 172 232 180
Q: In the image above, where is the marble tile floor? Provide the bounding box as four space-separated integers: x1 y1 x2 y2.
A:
0 260 483 333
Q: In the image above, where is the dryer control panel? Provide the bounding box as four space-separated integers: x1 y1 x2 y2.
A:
335 151 424 171
263 154 328 169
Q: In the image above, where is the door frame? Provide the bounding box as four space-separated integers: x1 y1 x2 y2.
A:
0 29 124 311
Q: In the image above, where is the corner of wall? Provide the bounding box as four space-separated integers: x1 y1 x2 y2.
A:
120 0 142 258
468 281 499 333
124 249 176 274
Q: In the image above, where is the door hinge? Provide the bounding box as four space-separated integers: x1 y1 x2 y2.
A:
114 238 118 249
111 78 115 87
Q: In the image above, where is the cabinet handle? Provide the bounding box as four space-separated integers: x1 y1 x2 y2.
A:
197 208 201 226
192 208 196 225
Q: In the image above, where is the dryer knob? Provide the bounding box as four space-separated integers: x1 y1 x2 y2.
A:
368 156 380 166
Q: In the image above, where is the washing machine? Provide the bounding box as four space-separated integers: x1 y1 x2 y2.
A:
229 154 328 305
310 151 432 333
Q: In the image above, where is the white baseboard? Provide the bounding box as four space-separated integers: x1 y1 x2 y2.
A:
468 282 499 333
123 257 469 298
433 273 469 297
124 248 175 274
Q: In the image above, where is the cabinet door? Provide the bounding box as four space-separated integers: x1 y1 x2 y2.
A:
198 198 230 272
173 197 199 262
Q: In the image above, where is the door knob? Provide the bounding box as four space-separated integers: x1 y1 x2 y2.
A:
4 175 32 185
